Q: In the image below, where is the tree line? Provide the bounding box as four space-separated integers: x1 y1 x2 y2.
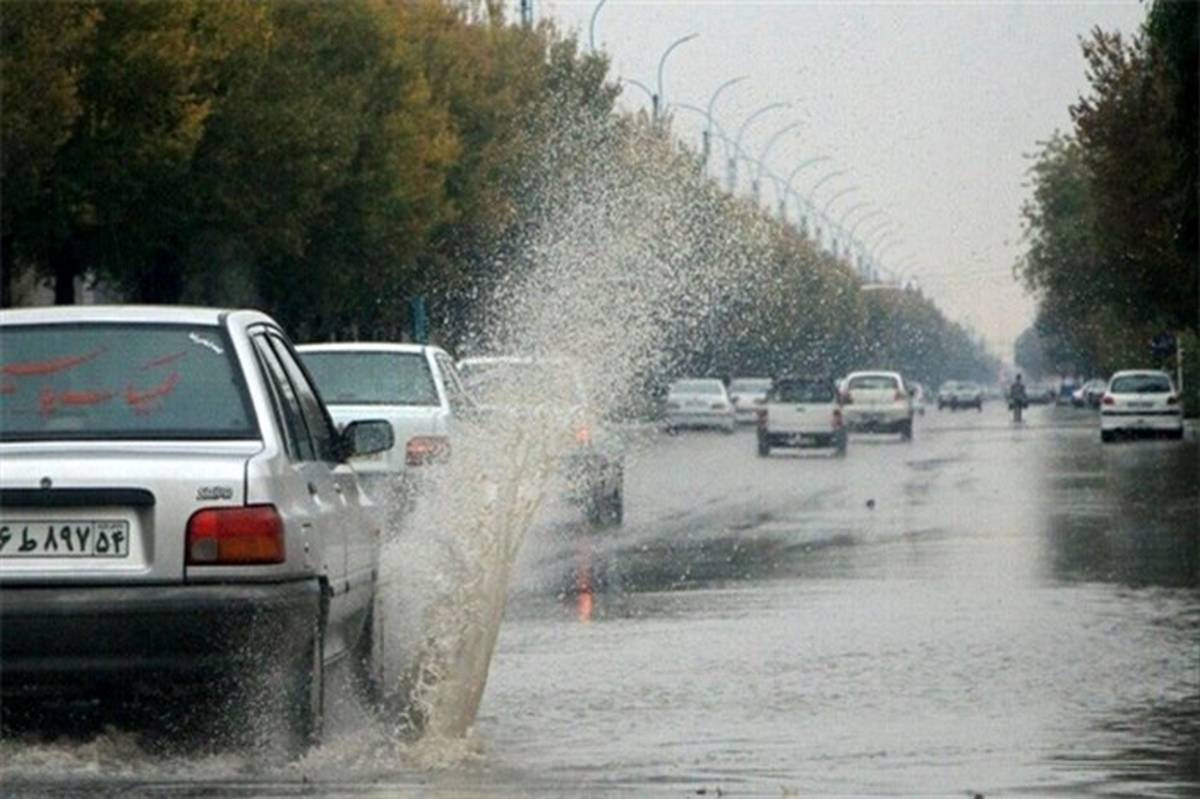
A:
2 0 998 392
1015 1 1198 406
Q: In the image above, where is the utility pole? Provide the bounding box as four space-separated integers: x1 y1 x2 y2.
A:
520 0 533 27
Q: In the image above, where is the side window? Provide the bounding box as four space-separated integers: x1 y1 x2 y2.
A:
251 334 314 462
268 335 338 463
436 353 471 414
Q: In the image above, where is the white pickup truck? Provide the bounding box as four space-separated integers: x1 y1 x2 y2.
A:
757 376 847 457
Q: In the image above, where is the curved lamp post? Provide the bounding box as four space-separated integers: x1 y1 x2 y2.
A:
619 77 656 115
777 156 830 222
701 75 748 168
753 121 804 202
588 0 610 51
655 33 699 122
729 102 789 191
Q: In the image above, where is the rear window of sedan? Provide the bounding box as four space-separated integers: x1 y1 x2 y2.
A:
301 351 439 406
669 380 725 395
1110 374 1171 394
849 375 899 390
771 380 836 403
0 323 256 441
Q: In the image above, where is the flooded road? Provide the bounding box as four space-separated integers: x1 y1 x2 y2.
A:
3 404 1197 796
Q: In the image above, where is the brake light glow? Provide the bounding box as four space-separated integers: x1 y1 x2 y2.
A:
1102 395 1115 406
186 505 284 565
406 435 450 466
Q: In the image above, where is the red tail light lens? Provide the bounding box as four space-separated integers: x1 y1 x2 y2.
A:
406 435 450 466
187 505 284 565
1102 395 1115 406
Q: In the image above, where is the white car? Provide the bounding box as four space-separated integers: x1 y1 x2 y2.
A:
1099 370 1184 442
937 380 983 411
0 306 395 749
298 343 472 498
757 376 846 456
840 371 914 440
728 377 772 423
456 356 624 525
664 379 736 433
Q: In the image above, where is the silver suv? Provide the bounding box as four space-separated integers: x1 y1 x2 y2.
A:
0 306 394 749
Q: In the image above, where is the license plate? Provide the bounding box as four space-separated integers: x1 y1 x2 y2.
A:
1128 402 1152 409
0 520 131 558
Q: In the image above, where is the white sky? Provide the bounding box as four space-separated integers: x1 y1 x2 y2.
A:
531 0 1146 360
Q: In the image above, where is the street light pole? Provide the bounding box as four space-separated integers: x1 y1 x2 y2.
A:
778 156 830 222
656 33 699 123
753 121 803 202
730 102 789 192
588 0 609 51
701 75 748 169
620 77 656 116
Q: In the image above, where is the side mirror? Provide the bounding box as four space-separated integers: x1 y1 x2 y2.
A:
340 419 394 461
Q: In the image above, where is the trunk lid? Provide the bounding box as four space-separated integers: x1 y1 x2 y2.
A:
325 404 449 473
0 441 257 585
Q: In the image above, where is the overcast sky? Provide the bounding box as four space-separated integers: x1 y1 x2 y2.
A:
532 0 1146 360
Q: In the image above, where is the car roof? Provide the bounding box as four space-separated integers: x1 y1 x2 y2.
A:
1110 370 1170 380
458 355 576 367
297 342 436 356
846 371 902 379
0 304 274 328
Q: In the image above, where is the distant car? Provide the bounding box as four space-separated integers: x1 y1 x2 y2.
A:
937 380 983 411
0 305 396 749
757 376 846 457
457 356 623 525
298 343 471 500
1027 382 1056 405
840 371 914 439
1099 370 1184 442
1074 378 1107 408
728 377 772 424
664 379 736 433
1057 378 1078 406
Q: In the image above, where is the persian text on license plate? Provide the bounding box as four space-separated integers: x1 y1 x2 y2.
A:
0 520 131 558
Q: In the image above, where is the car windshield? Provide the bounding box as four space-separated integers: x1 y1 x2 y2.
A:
0 323 256 441
669 380 724 396
458 360 585 407
771 380 835 403
849 375 898 390
1110 374 1171 394
301 351 439 406
729 379 770 393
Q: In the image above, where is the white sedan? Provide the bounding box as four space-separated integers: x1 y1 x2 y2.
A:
1099 370 1184 442
665 379 736 433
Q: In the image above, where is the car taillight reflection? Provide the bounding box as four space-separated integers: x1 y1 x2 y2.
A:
1102 395 1115 406
406 435 450 466
187 504 285 565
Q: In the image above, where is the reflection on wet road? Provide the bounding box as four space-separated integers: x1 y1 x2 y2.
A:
2 404 1196 796
488 404 1199 796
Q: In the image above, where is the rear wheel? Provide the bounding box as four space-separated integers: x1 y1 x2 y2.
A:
1101 429 1116 443
1167 428 1185 441
281 614 324 756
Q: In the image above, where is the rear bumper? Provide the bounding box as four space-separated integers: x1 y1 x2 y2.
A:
667 412 733 429
844 408 909 431
763 430 843 448
1100 411 1183 432
0 580 320 696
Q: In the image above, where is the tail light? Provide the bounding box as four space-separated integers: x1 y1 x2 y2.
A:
406 435 450 466
832 408 844 429
574 423 592 445
1167 395 1179 405
1102 395 1115 406
187 505 284 565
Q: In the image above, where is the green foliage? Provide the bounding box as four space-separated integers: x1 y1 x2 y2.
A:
1019 8 1198 398
2 0 995 393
